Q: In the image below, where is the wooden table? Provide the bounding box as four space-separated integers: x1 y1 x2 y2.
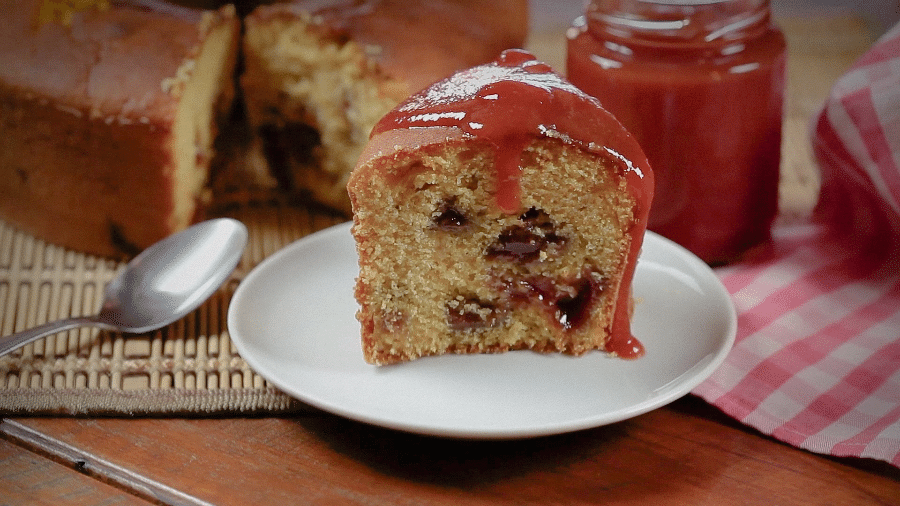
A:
1 395 899 505
2 14 899 505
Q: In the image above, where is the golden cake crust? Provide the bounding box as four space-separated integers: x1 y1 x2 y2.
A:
0 1 239 256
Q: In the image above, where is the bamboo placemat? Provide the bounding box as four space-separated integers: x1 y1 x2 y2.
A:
0 15 870 415
0 202 344 415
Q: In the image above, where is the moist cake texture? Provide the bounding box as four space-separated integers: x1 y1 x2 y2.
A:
348 50 655 365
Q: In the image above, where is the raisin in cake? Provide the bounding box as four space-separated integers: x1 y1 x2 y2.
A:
348 49 655 365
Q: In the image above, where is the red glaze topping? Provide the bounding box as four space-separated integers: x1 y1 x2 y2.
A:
372 49 654 358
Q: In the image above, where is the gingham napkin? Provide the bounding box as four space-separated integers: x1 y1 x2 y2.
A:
692 22 900 467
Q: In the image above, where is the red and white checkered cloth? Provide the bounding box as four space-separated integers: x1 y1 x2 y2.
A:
693 22 900 467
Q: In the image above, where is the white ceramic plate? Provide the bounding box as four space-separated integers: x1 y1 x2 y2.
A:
228 222 736 439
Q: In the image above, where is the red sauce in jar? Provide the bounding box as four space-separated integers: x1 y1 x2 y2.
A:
370 49 654 357
567 0 786 264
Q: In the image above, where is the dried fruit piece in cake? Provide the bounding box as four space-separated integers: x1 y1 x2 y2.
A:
348 49 654 365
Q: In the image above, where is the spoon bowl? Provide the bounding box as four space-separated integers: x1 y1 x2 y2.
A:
0 218 248 356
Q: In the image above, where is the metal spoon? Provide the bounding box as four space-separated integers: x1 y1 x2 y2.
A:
0 218 248 357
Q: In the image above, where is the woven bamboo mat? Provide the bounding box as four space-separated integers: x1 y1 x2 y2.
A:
0 15 869 415
0 202 344 415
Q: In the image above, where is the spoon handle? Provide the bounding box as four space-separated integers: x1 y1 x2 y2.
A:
0 316 104 357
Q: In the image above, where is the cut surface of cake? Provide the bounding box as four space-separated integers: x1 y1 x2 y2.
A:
241 0 528 213
348 49 655 365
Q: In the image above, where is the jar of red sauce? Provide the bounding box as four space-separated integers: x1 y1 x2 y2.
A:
567 0 786 264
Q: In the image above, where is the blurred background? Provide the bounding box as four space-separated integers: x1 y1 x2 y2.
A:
531 0 900 37
772 0 899 34
525 0 900 221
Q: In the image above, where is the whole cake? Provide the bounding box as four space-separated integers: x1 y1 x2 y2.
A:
348 50 655 365
0 0 527 257
0 0 240 257
241 0 528 213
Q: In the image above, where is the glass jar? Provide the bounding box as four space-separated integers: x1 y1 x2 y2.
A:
567 0 786 264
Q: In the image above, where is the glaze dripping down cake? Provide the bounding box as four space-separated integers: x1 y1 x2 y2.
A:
348 49 655 365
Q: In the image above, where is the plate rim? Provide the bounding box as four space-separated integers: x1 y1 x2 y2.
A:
228 221 737 439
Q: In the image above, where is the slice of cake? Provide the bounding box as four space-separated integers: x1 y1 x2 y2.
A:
348 49 655 365
241 0 528 213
